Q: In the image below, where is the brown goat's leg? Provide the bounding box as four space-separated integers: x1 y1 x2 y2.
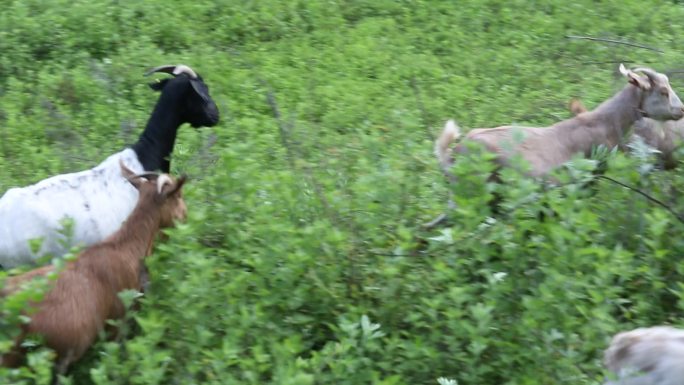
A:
139 263 150 293
1 330 28 368
51 350 75 385
1 346 26 368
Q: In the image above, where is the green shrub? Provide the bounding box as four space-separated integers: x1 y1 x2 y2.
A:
3 0 684 384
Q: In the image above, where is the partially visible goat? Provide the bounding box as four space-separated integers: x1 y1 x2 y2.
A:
436 65 684 180
0 64 217 268
569 97 684 169
1 161 187 370
603 326 684 385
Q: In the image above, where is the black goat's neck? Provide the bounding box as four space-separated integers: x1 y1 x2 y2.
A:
131 92 185 173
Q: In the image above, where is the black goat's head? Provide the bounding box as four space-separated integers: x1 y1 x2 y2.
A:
146 64 220 128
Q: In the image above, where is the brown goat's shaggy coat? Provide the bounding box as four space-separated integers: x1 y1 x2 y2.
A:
1 163 186 369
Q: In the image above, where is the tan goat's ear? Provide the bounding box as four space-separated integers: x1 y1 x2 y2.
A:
620 63 651 90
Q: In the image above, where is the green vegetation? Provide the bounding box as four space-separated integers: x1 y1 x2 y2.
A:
3 0 684 383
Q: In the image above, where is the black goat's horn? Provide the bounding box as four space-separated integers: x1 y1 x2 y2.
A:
144 64 198 79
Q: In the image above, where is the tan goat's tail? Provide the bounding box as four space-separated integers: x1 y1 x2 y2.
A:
435 119 461 171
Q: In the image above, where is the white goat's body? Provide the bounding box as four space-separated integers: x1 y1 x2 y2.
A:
0 149 144 268
604 326 684 385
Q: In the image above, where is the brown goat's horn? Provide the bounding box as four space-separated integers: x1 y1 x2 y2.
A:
127 172 160 182
156 174 173 194
144 64 198 79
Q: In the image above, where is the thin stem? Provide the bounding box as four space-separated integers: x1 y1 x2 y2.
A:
596 175 684 225
565 35 664 53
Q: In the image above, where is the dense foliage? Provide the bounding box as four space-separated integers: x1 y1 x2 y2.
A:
3 0 684 383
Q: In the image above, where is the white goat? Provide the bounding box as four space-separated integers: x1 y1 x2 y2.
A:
0 64 219 268
604 326 684 385
436 64 684 180
570 97 684 169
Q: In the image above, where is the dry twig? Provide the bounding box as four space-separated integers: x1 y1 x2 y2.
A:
565 35 664 54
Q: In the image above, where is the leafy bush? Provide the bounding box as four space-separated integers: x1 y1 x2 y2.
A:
3 0 684 383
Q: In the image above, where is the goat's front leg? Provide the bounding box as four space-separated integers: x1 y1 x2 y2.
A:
138 263 150 294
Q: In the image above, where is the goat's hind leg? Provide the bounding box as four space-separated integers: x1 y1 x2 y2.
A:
51 350 75 385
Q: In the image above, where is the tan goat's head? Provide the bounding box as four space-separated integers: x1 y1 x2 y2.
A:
620 64 684 121
119 160 188 228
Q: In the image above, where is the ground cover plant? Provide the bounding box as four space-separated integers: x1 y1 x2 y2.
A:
3 0 684 383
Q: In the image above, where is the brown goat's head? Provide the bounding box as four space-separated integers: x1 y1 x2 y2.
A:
620 64 684 121
119 160 187 228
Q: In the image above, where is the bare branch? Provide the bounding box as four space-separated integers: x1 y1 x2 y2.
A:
565 35 664 54
260 79 353 231
664 69 684 77
410 77 435 142
581 60 657 66
596 175 684 225
260 79 296 169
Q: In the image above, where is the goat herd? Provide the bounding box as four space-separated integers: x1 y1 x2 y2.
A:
0 63 682 383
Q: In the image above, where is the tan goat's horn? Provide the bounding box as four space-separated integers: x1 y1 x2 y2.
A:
144 64 198 79
631 67 660 81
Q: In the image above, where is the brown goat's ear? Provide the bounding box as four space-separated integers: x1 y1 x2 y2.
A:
120 159 145 190
164 175 187 198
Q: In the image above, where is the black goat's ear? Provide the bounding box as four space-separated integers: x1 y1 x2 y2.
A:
148 78 170 92
190 79 211 102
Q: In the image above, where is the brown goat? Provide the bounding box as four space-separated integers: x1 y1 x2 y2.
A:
1 161 187 370
569 97 684 169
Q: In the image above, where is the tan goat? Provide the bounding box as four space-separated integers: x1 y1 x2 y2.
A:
436 64 684 179
570 97 684 169
1 161 187 371
603 326 684 385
